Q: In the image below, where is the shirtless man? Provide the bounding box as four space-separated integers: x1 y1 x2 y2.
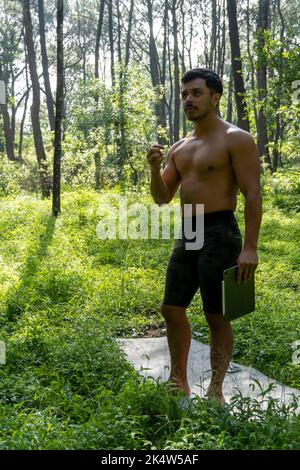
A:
146 68 262 404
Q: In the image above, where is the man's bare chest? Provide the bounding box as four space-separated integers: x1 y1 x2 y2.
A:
173 140 230 177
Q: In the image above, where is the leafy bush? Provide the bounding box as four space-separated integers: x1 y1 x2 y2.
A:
0 183 299 449
0 157 20 196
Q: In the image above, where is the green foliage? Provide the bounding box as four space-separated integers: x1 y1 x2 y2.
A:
242 8 300 166
0 176 299 449
261 170 300 212
62 64 157 191
163 395 300 450
261 170 300 196
0 157 21 196
111 63 157 189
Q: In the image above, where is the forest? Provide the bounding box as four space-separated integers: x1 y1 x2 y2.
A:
0 0 299 453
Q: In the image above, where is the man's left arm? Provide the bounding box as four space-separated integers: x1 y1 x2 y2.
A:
228 129 262 283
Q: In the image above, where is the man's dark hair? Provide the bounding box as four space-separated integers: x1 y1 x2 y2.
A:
181 68 223 96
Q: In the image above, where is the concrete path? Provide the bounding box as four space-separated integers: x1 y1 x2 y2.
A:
116 337 300 412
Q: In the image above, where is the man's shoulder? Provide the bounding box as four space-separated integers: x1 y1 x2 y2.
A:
169 137 187 154
223 121 254 143
222 122 256 153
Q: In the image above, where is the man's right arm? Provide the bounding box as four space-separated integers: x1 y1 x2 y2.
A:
147 143 180 205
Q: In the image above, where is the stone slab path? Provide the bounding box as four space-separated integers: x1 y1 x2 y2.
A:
117 337 300 412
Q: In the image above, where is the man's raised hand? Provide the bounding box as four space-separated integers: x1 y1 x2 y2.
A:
147 144 165 173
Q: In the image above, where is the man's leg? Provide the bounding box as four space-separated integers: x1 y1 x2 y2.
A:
204 312 233 404
161 303 191 396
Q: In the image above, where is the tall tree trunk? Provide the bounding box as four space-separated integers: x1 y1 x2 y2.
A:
256 0 272 170
18 90 29 162
171 0 180 143
227 0 250 132
116 0 127 180
209 0 217 69
95 0 105 79
23 0 51 197
108 0 115 88
162 1 168 86
0 66 16 161
108 0 118 159
272 0 284 172
94 148 102 190
146 0 167 144
76 0 86 83
200 0 209 68
18 32 30 162
215 0 220 72
53 0 64 216
38 0 55 131
180 0 186 137
94 0 105 189
187 7 194 70
167 19 174 146
278 123 284 167
218 0 226 78
125 0 134 67
116 0 122 66
226 69 233 123
10 64 16 146
161 0 168 142
0 102 15 161
246 0 258 133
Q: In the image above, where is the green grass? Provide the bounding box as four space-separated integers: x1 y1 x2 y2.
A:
0 183 299 450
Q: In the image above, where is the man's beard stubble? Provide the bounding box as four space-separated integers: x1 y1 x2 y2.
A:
185 108 211 122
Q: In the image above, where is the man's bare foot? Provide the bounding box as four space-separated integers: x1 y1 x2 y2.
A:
166 379 190 396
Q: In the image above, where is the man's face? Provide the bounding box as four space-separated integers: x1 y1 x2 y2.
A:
181 78 220 121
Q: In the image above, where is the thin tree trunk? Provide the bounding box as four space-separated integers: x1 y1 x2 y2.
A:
161 0 168 144
116 0 122 66
279 123 284 167
95 0 105 79
116 0 127 180
0 102 15 161
272 0 284 172
218 0 226 78
215 0 220 72
76 0 86 83
94 0 105 189
209 0 217 69
201 0 209 68
246 0 258 133
180 0 186 137
256 0 272 170
125 0 134 67
187 8 194 70
108 0 115 88
10 64 16 145
167 19 174 146
94 149 101 190
18 31 30 162
18 90 29 162
171 0 180 143
0 66 16 161
53 0 64 216
227 0 250 132
4 29 23 146
23 0 51 197
226 69 233 123
146 0 167 144
38 0 55 131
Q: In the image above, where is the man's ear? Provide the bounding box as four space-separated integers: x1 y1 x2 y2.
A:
213 93 221 108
